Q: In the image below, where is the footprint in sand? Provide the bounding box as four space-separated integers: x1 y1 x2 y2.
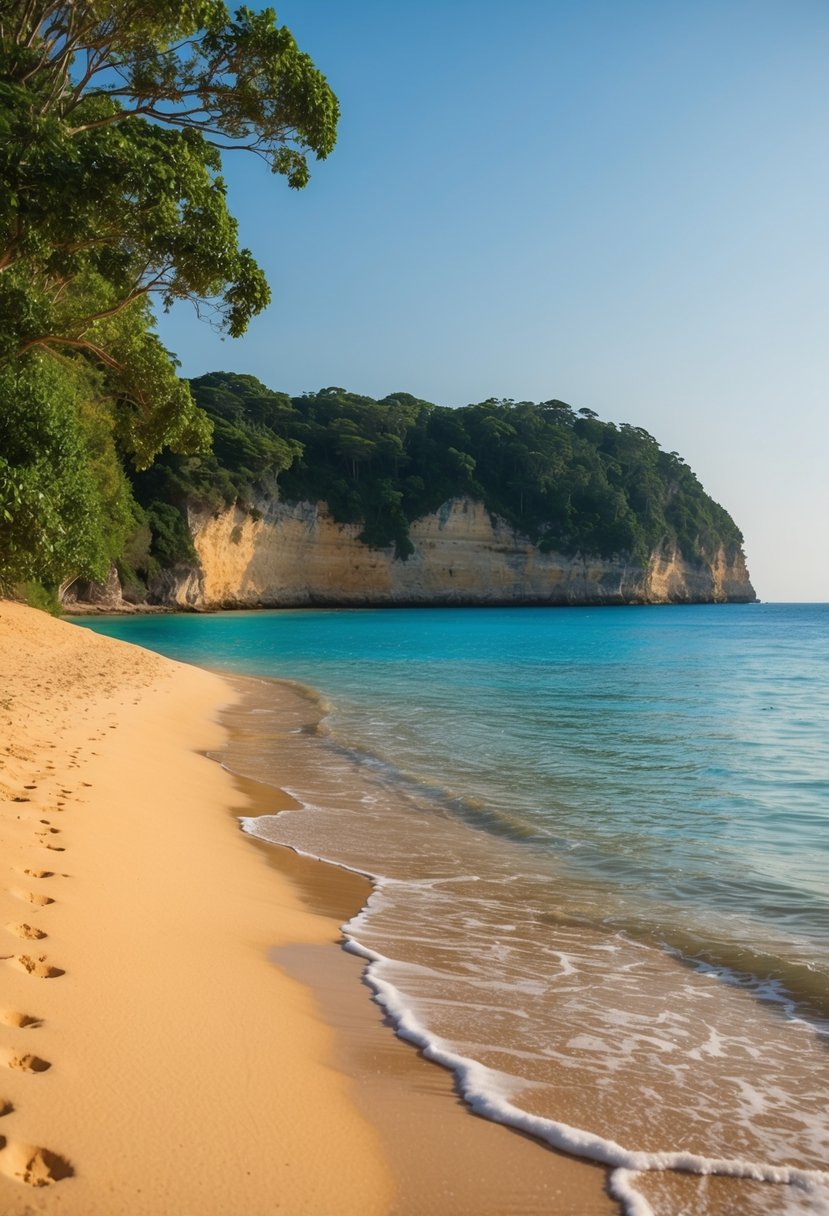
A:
1 1050 50 1074
22 870 53 880
10 889 54 908
5 956 64 979
0 1011 41 1030
5 925 47 941
0 1100 13 1116
0 1140 73 1186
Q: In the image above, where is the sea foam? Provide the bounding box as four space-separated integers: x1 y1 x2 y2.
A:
241 815 829 1216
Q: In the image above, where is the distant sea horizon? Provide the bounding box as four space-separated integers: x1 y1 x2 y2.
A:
76 602 829 1215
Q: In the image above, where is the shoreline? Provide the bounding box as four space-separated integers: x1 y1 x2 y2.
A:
0 601 613 1214
220 718 615 1216
204 639 829 1216
64 597 759 616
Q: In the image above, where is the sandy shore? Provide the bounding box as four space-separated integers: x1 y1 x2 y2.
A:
0 601 614 1214
0 601 392 1215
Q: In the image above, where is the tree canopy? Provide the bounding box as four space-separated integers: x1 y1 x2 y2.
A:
0 2 338 594
0 3 337 438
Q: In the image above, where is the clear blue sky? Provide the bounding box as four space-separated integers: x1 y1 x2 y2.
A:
162 0 829 601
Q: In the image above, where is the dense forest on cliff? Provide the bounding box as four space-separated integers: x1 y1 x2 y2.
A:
128 371 744 584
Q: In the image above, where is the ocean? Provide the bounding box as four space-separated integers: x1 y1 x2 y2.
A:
76 603 829 1215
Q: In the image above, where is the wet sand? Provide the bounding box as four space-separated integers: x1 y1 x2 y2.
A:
233 772 615 1215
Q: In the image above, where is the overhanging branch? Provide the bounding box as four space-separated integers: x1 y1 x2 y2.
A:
19 334 125 372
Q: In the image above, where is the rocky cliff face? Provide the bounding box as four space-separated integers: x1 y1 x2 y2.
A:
61 564 126 612
154 495 755 610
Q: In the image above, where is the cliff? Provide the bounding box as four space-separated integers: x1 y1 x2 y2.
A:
150 495 755 610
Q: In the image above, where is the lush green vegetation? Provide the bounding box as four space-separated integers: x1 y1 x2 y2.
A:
131 372 744 576
0 2 337 596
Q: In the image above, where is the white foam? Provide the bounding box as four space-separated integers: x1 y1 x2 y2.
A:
341 926 829 1216
239 814 829 1216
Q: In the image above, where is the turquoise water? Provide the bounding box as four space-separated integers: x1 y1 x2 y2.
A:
76 603 829 1214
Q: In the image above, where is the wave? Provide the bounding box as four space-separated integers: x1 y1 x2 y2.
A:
239 814 829 1216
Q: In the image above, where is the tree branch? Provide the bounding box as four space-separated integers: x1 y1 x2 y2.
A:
19 334 125 372
73 284 154 332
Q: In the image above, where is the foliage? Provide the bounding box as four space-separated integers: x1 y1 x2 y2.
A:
131 371 302 523
0 355 134 588
143 501 196 568
21 581 61 614
0 2 338 589
0 2 337 460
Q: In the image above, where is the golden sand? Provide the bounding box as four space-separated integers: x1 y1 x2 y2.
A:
0 601 391 1215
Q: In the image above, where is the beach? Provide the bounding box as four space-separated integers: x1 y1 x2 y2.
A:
67 603 829 1216
0 601 612 1215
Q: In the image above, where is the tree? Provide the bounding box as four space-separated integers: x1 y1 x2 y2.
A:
0 3 338 591
0 1 339 462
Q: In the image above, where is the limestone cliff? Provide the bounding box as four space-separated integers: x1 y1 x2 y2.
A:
153 495 755 610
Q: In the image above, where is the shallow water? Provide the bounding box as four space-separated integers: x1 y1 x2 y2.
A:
77 604 829 1214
